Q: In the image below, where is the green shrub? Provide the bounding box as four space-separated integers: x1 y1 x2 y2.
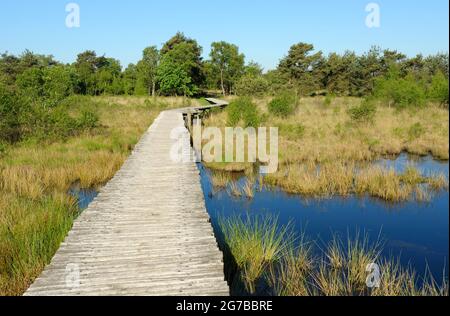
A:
268 92 298 117
235 75 269 97
0 83 23 142
348 99 377 122
76 109 99 130
428 72 449 106
227 97 260 127
374 74 426 108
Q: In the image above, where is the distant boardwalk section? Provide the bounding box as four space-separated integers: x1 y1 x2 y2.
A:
25 104 229 296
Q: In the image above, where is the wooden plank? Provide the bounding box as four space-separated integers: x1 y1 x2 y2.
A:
25 100 229 296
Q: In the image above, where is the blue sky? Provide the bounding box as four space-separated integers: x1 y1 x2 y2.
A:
0 0 448 71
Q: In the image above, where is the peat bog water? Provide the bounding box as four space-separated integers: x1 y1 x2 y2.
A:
68 186 98 210
199 153 449 281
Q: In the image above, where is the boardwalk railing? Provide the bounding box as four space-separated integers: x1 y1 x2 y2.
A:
25 99 229 296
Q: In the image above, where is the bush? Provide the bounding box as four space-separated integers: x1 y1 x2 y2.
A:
428 72 449 106
235 75 269 97
227 97 260 127
76 109 99 130
0 83 23 142
348 99 377 122
374 74 426 108
268 92 298 117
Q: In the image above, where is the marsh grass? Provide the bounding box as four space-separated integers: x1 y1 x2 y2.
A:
202 97 449 201
228 182 242 198
263 162 446 202
219 215 448 296
209 171 231 190
242 179 255 199
0 96 168 295
218 215 294 294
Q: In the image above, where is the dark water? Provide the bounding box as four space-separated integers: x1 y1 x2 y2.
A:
68 186 98 210
199 154 449 280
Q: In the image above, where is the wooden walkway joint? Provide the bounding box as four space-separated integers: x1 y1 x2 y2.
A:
25 100 229 296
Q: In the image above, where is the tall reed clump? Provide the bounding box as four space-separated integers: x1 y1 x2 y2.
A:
218 215 293 294
219 215 449 296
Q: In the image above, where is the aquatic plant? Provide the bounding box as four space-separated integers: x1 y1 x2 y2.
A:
219 214 449 296
218 215 293 294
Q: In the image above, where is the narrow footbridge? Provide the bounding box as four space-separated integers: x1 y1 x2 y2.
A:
25 99 229 296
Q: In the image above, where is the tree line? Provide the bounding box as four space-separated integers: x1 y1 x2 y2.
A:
1 32 449 145
2 32 448 99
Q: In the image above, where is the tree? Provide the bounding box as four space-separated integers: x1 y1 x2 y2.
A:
95 58 122 95
161 32 201 56
16 67 44 100
209 42 245 95
278 43 323 95
157 40 203 96
42 65 75 105
244 61 264 77
122 64 138 95
74 50 99 94
157 61 192 96
160 33 204 89
136 46 159 96
0 82 23 142
320 51 359 95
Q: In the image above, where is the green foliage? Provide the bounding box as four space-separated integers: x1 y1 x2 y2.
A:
374 72 426 108
210 41 245 95
76 109 99 130
235 74 269 97
227 97 260 127
278 42 323 95
159 33 204 91
428 72 449 105
157 61 194 96
136 46 159 96
348 99 377 122
0 83 23 142
268 92 298 117
156 39 204 96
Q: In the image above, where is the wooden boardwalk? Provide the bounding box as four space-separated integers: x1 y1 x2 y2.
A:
25 104 229 296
